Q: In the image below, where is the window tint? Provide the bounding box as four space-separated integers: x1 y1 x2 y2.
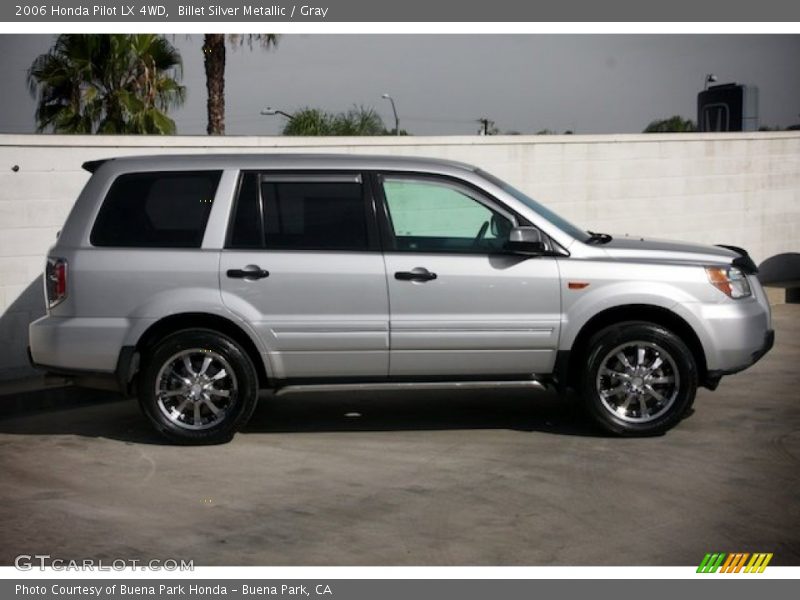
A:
91 171 221 248
382 177 512 253
227 175 368 251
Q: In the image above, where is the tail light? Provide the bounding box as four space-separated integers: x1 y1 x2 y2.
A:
45 257 68 309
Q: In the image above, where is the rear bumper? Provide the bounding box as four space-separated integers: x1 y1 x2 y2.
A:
29 315 132 372
28 315 139 393
28 344 137 394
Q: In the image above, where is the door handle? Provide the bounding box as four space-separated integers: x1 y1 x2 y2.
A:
227 265 270 280
395 267 437 282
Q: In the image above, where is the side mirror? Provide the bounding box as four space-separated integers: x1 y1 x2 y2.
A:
490 213 513 238
506 226 546 255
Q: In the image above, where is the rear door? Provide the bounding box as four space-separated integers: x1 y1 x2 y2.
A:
220 171 389 380
376 173 561 378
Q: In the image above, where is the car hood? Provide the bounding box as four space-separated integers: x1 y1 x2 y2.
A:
599 235 741 265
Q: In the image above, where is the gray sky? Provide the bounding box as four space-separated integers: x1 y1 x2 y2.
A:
1 34 798 135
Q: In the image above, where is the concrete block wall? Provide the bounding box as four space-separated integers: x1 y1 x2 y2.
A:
1 132 799 380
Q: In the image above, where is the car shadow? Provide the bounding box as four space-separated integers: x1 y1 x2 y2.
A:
0 386 607 444
0 278 46 381
246 388 603 437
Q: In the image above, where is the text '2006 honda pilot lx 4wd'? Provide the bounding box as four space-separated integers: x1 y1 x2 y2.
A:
29 154 774 443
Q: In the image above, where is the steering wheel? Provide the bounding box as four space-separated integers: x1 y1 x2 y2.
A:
473 221 489 247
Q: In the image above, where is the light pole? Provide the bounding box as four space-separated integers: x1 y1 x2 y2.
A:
381 93 400 135
704 74 718 91
260 107 295 120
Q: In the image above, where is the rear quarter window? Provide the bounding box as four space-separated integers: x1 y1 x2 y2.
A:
90 171 222 248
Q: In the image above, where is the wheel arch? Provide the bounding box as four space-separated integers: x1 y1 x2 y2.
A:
133 313 270 390
556 304 709 390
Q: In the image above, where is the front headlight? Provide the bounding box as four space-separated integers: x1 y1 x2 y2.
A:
705 266 752 299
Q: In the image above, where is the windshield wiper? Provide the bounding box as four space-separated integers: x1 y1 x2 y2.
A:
586 231 613 244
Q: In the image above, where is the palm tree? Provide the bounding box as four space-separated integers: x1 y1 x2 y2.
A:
203 34 278 135
28 34 185 135
281 108 333 136
333 106 386 136
282 106 389 136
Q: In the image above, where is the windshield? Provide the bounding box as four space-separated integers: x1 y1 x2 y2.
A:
477 169 590 242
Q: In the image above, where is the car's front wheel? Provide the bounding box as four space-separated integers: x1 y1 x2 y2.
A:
139 329 259 444
581 321 697 436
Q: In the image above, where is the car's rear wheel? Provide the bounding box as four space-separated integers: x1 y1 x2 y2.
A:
581 321 697 436
139 329 259 444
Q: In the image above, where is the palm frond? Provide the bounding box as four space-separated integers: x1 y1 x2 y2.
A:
28 33 185 135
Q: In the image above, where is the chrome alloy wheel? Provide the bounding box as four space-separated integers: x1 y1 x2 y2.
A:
155 349 238 431
595 341 680 423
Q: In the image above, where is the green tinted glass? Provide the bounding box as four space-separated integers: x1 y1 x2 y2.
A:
384 179 502 239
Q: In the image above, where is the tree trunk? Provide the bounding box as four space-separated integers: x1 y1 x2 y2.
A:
203 34 226 135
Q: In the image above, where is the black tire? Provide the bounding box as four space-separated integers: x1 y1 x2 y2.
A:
138 329 259 444
580 321 697 436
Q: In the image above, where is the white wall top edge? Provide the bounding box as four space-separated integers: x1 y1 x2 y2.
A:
1 131 799 149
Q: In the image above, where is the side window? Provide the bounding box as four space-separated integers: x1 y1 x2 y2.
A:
91 171 221 248
382 177 513 253
227 174 369 251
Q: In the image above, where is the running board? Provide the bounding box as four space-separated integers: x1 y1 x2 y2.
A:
274 379 547 396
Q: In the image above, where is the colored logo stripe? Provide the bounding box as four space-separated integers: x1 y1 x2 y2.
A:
697 553 726 573
745 553 773 573
720 553 749 573
697 552 773 573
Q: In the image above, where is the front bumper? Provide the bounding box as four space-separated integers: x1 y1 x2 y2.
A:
752 328 776 366
704 328 774 389
682 273 773 365
674 274 774 389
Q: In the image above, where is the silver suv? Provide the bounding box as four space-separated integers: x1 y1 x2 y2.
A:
28 154 774 443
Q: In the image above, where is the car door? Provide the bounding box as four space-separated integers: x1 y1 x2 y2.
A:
376 173 561 378
220 171 389 380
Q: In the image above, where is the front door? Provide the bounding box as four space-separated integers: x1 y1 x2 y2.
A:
220 171 389 380
377 174 561 378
